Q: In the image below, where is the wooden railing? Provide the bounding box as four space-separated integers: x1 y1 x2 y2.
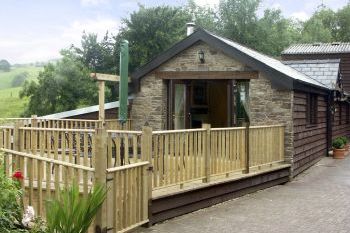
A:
210 127 246 177
1 149 95 217
249 125 285 168
0 122 285 232
106 162 149 232
107 130 143 168
152 128 207 189
0 117 132 130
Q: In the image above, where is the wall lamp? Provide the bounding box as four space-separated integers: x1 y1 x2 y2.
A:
198 49 205 63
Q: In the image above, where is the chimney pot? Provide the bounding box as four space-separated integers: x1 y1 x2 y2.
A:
186 22 195 36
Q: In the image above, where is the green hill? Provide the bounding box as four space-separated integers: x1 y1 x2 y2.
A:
0 66 42 117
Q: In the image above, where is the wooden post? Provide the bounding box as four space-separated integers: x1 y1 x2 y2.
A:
98 81 105 123
141 126 153 225
31 115 37 128
243 122 250 174
13 122 23 170
95 128 108 233
202 124 211 183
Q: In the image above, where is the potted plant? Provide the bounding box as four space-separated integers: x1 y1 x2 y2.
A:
332 137 345 159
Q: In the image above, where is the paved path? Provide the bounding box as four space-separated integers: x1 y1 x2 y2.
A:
136 156 350 233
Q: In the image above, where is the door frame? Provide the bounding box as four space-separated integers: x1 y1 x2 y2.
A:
168 79 235 129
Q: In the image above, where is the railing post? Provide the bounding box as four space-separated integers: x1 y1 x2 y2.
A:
31 115 37 128
243 122 250 174
202 124 211 183
141 126 153 225
95 127 108 233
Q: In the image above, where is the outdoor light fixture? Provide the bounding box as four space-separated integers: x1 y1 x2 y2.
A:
198 49 205 63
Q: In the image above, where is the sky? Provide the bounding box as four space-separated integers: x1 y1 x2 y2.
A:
0 0 348 64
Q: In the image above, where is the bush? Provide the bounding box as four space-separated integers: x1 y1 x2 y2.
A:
0 154 46 233
0 155 24 232
332 138 345 149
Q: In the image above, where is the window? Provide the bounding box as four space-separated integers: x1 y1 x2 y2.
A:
306 94 318 125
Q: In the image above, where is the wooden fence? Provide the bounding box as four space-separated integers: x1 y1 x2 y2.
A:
0 122 285 232
107 124 286 190
106 162 149 232
0 117 132 130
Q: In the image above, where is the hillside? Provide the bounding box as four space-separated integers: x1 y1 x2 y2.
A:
0 66 42 117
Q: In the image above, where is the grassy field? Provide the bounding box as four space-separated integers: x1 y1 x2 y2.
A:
0 66 42 117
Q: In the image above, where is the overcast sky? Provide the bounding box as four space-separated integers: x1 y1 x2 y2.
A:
0 0 348 64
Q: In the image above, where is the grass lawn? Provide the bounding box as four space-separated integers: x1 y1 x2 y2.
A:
0 66 42 117
0 66 41 90
0 87 28 117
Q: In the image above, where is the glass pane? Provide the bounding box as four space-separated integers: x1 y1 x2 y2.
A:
174 84 186 129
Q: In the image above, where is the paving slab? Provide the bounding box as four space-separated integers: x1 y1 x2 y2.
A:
135 156 350 233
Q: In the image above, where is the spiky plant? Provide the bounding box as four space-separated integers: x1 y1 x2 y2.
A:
46 183 107 233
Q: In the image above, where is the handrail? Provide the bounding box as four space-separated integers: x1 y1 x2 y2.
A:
107 130 142 134
153 128 206 134
19 127 95 133
0 148 95 172
106 161 149 173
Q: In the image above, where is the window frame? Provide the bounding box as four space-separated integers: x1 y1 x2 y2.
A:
306 93 318 126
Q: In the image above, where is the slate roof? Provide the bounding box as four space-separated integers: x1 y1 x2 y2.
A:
132 28 328 91
282 42 350 55
282 59 340 89
209 32 327 89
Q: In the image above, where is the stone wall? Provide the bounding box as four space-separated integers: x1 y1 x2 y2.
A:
130 41 248 130
130 41 295 166
250 74 294 164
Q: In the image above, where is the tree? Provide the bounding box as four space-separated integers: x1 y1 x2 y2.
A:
117 5 191 72
20 55 98 116
0 59 11 72
336 4 350 41
255 9 301 56
218 0 260 48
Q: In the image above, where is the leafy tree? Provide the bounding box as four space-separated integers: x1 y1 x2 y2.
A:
0 59 11 72
186 0 219 33
256 9 301 56
218 0 260 48
117 5 191 72
336 4 350 41
20 55 98 116
301 17 333 43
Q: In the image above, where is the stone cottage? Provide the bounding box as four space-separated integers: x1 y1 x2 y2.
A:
129 26 345 177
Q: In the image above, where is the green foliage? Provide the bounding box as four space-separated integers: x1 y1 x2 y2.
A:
11 72 29 88
46 183 107 233
0 59 11 72
332 138 345 149
0 154 23 232
339 136 349 145
19 56 98 116
218 0 260 47
336 4 350 41
118 5 191 73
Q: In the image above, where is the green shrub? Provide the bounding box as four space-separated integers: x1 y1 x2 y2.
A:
0 155 24 232
332 138 345 149
46 183 107 233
